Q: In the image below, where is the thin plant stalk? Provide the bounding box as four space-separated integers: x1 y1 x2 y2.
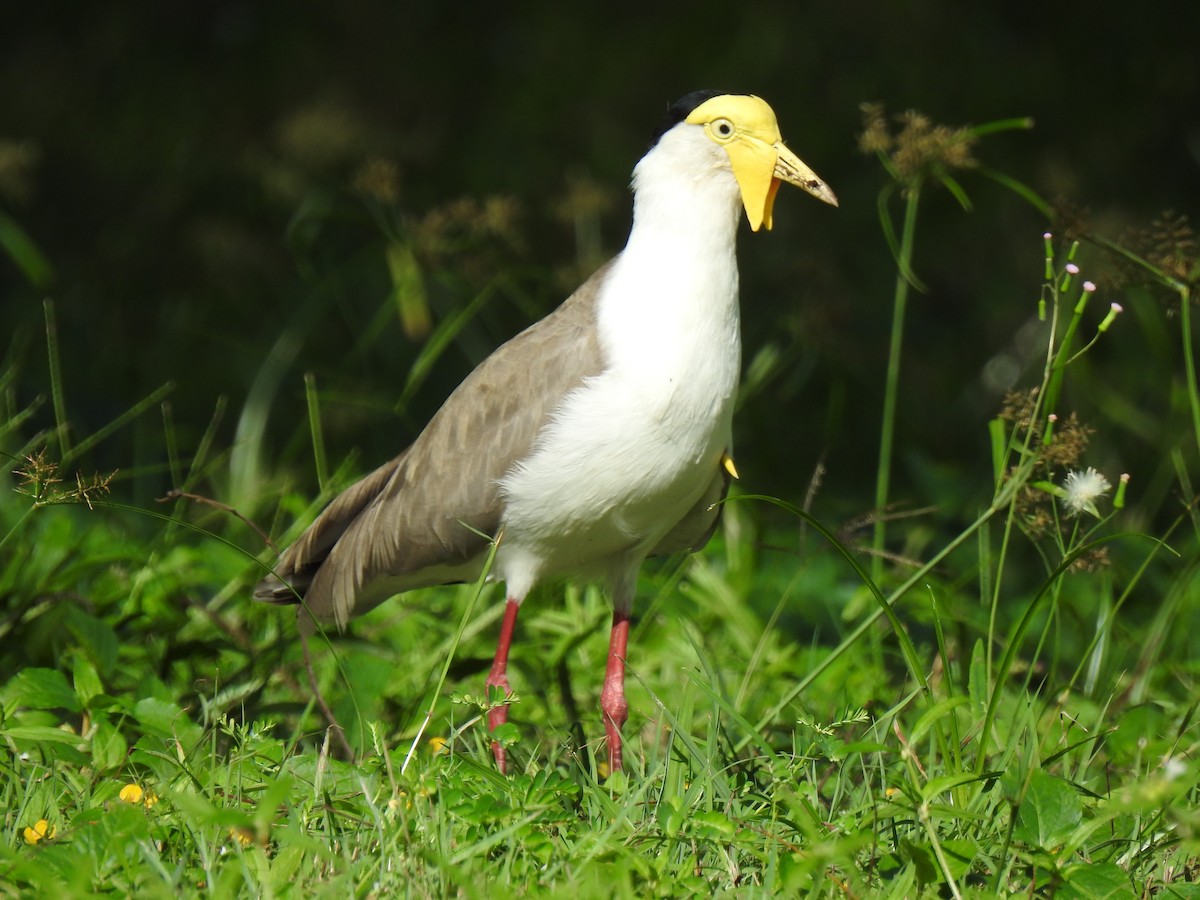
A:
1177 285 1200 461
986 247 1088 672
304 372 329 495
873 186 921 584
43 298 70 459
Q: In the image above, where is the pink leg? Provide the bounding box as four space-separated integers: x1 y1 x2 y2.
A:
600 608 631 772
485 598 521 773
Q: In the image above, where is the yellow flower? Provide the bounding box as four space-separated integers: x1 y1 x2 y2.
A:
23 819 55 844
428 736 449 755
229 826 255 847
119 783 158 808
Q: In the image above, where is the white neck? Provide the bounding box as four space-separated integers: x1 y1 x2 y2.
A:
598 127 744 371
580 125 745 471
627 130 744 259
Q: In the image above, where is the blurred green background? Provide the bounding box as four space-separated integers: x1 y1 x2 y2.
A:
2 0 1198 534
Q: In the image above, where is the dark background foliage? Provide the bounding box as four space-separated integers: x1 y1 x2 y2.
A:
3 0 1198 532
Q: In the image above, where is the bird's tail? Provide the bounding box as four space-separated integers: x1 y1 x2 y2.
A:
252 570 308 605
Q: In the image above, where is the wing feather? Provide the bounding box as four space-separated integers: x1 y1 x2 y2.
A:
254 260 614 627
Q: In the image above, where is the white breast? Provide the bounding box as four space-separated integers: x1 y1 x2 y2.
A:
495 127 745 597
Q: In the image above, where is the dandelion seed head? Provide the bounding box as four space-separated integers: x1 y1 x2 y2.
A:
1062 467 1111 518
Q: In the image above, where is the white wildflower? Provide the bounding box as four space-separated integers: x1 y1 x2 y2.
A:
1061 467 1111 518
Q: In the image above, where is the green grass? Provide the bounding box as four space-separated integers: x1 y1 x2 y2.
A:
2 110 1200 896
3 501 1198 897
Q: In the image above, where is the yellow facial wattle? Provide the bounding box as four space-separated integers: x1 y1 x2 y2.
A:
685 94 838 230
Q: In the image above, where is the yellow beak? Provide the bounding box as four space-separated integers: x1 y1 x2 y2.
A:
727 139 839 231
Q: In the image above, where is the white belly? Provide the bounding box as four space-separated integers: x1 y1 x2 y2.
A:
495 327 738 599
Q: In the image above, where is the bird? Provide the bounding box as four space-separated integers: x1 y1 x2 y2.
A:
255 91 837 774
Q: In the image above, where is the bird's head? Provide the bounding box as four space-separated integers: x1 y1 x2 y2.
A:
655 91 838 231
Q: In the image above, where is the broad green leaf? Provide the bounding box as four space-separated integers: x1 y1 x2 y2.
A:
1012 770 1083 850
490 722 520 746
0 724 86 745
657 799 683 837
899 838 940 884
895 837 974 886
1058 862 1133 899
90 718 128 771
694 810 736 836
71 653 104 708
2 667 81 714
1158 885 1200 899
939 839 977 881
133 697 202 746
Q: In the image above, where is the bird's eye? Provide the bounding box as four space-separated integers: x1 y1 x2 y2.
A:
710 118 735 140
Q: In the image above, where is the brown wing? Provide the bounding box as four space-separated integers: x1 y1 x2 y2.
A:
254 260 614 628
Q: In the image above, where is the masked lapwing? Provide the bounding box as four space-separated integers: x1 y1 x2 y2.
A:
255 91 837 773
